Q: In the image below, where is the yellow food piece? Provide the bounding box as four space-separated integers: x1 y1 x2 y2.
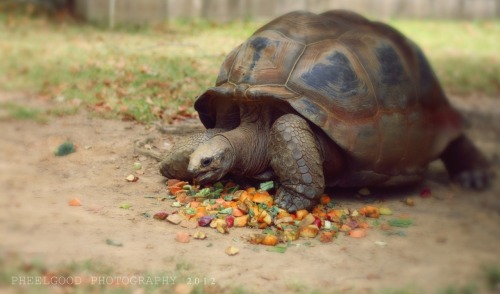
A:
299 225 319 238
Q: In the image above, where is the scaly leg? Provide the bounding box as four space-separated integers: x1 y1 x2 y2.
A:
270 114 325 212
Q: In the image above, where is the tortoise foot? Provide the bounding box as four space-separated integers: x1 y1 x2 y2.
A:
441 134 492 189
275 187 316 212
453 169 492 189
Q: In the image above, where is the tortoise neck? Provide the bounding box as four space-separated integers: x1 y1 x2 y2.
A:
218 105 272 176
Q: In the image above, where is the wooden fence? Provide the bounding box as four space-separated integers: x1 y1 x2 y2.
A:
75 0 500 26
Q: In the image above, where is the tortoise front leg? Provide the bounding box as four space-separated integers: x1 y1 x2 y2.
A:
159 128 225 180
270 114 325 212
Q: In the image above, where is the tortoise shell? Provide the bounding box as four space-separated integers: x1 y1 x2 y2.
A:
195 10 462 176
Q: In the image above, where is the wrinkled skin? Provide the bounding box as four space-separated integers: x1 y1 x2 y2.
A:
159 128 225 180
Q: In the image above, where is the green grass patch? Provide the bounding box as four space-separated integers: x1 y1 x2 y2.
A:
0 12 498 123
390 20 499 96
0 102 46 122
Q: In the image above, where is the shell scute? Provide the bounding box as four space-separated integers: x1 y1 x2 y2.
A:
228 30 304 86
288 41 374 119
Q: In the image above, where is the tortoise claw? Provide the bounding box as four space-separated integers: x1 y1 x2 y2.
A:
275 187 316 213
453 169 493 190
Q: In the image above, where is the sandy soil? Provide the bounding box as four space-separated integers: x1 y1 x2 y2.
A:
0 92 499 293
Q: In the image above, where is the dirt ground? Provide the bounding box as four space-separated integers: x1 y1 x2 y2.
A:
0 92 499 293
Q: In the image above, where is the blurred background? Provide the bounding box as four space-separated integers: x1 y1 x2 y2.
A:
0 0 498 123
75 0 500 24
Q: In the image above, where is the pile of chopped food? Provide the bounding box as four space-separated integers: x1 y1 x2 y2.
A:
154 179 409 247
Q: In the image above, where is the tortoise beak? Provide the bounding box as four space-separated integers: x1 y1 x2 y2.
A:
191 168 223 185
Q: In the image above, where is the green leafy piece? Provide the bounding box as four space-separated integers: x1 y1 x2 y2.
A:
258 203 268 210
262 228 276 235
218 207 232 215
119 203 131 209
213 182 224 190
224 195 233 201
196 188 211 197
184 208 196 215
326 201 337 209
171 201 182 208
266 245 287 253
106 239 123 247
183 185 193 190
212 188 224 198
54 142 75 156
227 185 240 194
267 205 279 217
388 218 413 227
259 181 274 191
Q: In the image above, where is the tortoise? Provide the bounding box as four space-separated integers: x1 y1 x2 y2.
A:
160 10 491 212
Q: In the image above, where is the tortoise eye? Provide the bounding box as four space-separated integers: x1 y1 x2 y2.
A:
201 158 212 167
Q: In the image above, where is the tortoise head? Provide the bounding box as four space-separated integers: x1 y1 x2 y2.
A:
188 135 235 184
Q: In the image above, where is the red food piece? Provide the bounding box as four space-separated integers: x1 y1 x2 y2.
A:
420 187 432 198
226 215 235 228
198 215 214 227
313 217 322 229
153 212 168 220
